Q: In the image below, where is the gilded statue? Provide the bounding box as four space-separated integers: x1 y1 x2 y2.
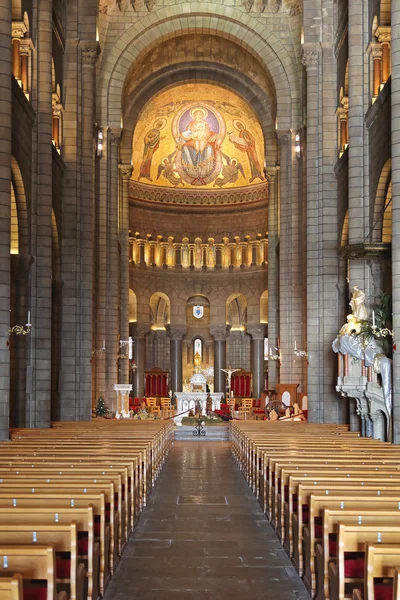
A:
194 238 203 269
181 237 190 268
221 237 231 268
166 236 175 268
206 238 216 268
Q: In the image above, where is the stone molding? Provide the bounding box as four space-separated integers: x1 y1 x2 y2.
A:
265 168 276 183
276 130 291 146
367 42 383 59
132 323 150 339
12 22 27 39
129 179 268 207
375 26 391 45
109 127 122 145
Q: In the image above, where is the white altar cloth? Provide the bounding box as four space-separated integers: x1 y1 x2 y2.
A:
174 392 222 425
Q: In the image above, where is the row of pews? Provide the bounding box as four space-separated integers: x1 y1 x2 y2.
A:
231 420 400 600
0 419 174 600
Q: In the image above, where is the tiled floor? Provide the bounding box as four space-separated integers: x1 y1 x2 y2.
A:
103 441 310 600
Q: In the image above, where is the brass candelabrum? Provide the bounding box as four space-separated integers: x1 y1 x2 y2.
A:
269 348 280 361
293 341 308 358
9 324 31 335
371 325 394 339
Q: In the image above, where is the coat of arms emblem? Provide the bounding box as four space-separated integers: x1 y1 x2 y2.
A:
193 306 204 319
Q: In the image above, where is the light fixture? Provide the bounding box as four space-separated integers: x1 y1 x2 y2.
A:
269 347 281 361
92 340 106 356
96 129 103 158
9 312 31 335
295 133 301 158
293 340 308 357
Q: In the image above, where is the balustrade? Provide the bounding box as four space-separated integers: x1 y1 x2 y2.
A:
129 234 268 270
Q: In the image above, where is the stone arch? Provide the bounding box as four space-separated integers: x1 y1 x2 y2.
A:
149 292 170 329
129 289 138 322
226 293 248 330
341 210 349 247
10 157 29 256
260 290 268 324
372 159 391 242
99 5 298 131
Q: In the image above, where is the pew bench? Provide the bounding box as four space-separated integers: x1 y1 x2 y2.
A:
0 573 23 600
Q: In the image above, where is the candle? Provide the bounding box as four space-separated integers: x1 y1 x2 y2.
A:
27 311 31 326
372 311 376 328
102 339 105 349
294 340 297 350
269 347 272 356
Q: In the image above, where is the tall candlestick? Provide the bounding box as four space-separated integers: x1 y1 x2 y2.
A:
372 311 376 328
102 339 105 349
294 340 297 350
27 311 31 326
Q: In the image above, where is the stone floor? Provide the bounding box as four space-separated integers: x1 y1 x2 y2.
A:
103 441 310 600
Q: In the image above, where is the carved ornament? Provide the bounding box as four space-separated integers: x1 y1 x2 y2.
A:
12 22 27 39
339 243 391 260
265 168 276 183
120 164 134 179
302 49 319 70
375 26 391 45
81 43 101 64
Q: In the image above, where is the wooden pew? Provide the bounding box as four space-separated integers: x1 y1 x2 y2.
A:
0 523 85 600
0 573 23 600
0 544 58 600
0 506 97 600
315 507 400 599
328 525 400 600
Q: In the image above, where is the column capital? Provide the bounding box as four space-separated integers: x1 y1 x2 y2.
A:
166 325 187 340
367 41 382 59
210 325 230 341
276 130 291 146
247 325 266 340
119 163 133 180
336 106 348 121
20 38 34 55
132 323 149 339
302 46 320 70
12 22 27 39
109 127 122 145
81 41 101 64
375 26 391 44
265 167 277 182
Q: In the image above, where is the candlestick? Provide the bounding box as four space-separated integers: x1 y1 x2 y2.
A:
26 311 31 327
294 340 297 350
372 311 376 329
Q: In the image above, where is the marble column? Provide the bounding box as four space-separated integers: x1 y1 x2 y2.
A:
266 168 278 390
392 0 400 443
119 165 133 384
210 325 230 393
247 326 266 400
0 0 11 439
30 0 53 427
167 326 187 395
132 324 148 399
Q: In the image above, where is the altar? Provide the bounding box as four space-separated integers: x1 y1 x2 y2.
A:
174 393 222 425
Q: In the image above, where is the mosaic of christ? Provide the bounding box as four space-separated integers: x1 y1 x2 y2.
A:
131 83 265 190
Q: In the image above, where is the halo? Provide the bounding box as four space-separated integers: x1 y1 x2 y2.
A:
233 119 245 130
153 117 167 130
190 106 208 120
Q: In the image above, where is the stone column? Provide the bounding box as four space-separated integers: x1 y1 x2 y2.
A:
347 0 369 288
132 324 148 399
392 0 400 443
167 326 186 395
266 168 277 390
106 128 121 399
29 0 53 427
119 164 133 384
247 326 266 400
210 325 229 393
0 0 12 439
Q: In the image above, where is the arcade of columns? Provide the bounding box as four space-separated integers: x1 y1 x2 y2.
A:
1 0 400 440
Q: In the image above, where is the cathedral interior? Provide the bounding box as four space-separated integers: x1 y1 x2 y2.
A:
1 0 399 439
3 1 400 598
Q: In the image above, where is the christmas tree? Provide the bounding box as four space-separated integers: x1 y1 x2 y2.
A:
96 396 108 417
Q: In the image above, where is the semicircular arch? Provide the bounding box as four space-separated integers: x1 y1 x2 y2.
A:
99 6 298 131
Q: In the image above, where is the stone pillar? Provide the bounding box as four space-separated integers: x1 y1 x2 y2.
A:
392 0 400 443
266 168 278 390
302 43 341 424
132 324 148 399
106 128 121 399
210 325 229 393
29 0 53 427
168 326 186 395
376 27 391 84
119 164 133 384
347 0 369 289
0 0 12 439
248 326 266 400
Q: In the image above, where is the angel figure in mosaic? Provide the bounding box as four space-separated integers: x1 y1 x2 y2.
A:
213 153 244 187
157 152 183 187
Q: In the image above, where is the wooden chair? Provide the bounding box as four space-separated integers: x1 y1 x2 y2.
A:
160 397 174 418
146 398 160 417
238 398 253 420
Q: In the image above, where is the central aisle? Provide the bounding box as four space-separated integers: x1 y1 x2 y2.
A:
103 441 310 600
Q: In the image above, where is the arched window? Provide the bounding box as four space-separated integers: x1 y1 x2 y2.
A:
194 338 202 365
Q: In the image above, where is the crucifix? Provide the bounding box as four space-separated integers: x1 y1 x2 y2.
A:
221 367 240 397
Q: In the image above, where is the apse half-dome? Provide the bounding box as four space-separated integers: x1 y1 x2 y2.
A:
131 82 265 191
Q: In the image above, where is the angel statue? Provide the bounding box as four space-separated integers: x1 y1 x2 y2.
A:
349 285 368 321
213 153 244 187
157 153 183 187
